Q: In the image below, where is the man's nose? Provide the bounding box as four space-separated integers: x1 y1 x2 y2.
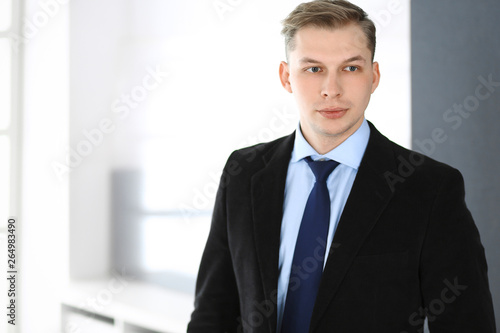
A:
321 73 342 98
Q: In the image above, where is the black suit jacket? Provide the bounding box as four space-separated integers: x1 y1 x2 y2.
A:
188 122 496 333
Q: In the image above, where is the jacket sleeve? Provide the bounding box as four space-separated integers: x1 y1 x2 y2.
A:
420 168 496 332
187 155 241 333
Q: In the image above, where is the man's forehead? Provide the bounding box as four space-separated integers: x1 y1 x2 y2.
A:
291 25 371 62
294 24 369 49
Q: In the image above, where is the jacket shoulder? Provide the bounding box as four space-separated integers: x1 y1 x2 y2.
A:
365 122 464 190
382 135 465 191
225 133 294 168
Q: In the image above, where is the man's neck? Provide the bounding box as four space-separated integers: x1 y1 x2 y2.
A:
301 119 364 155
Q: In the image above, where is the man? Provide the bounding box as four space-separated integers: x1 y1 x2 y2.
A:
187 1 496 332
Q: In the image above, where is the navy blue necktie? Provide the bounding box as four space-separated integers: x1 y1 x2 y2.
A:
281 156 339 333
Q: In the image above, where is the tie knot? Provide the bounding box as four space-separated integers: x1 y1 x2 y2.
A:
305 156 339 183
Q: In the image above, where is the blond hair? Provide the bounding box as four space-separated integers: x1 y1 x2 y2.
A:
281 0 376 61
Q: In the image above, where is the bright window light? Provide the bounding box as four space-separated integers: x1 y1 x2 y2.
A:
0 0 12 31
0 136 9 228
0 38 11 130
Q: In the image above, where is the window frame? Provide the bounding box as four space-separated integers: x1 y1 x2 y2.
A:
0 2 22 333
0 0 22 232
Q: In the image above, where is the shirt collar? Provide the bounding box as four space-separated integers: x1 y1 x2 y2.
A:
290 119 370 170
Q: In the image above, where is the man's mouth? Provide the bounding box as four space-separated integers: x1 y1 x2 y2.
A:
317 107 348 119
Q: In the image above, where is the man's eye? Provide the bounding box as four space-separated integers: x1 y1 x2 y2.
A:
306 67 321 73
344 66 358 72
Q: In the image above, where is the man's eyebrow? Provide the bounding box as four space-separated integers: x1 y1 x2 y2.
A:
298 55 367 64
298 57 323 64
343 55 366 63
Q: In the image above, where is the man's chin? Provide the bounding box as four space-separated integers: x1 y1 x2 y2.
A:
315 123 349 138
315 120 362 139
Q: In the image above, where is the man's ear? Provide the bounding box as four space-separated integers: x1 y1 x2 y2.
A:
371 61 381 94
279 61 293 93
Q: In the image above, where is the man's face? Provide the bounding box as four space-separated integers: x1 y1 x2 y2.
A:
279 24 380 152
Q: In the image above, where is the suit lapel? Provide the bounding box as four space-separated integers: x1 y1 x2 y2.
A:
251 133 295 332
310 122 398 330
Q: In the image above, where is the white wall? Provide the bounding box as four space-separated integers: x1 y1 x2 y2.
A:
20 0 69 332
68 0 127 280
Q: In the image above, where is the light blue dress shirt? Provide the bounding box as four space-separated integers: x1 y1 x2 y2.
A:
276 119 371 331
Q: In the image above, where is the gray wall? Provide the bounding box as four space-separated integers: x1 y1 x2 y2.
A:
412 0 500 328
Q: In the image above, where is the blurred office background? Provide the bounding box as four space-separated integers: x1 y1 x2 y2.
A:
0 0 498 332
